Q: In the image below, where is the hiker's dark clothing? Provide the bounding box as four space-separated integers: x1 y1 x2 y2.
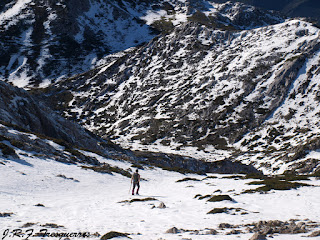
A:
132 172 140 183
131 172 140 195
133 181 140 189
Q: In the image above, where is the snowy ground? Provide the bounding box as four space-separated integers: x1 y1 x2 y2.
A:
0 153 319 240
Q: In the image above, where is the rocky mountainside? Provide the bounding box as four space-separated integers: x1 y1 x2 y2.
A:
0 0 282 88
2 0 320 174
0 80 258 175
0 0 154 87
40 16 320 174
216 0 320 24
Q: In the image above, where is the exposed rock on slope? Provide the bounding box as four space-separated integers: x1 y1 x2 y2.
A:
0 81 259 174
41 18 320 174
133 150 260 174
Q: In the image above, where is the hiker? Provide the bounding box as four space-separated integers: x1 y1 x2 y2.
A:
131 169 140 195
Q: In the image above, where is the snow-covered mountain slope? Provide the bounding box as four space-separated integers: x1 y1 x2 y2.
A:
0 0 154 88
42 18 320 174
0 0 283 88
1 153 319 239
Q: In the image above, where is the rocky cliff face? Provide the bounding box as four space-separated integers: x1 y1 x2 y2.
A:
0 80 132 165
40 17 320 174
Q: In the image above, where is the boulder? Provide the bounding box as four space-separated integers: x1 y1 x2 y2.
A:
249 233 267 240
166 227 179 234
158 202 166 209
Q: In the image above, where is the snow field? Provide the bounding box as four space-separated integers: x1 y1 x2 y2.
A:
0 153 319 239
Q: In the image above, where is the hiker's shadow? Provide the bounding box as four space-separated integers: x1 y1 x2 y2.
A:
8 157 33 167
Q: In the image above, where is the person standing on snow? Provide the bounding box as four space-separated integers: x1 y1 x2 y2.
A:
131 169 140 195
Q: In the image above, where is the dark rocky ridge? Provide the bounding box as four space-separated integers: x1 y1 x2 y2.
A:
0 80 133 166
133 150 260 174
0 81 103 152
